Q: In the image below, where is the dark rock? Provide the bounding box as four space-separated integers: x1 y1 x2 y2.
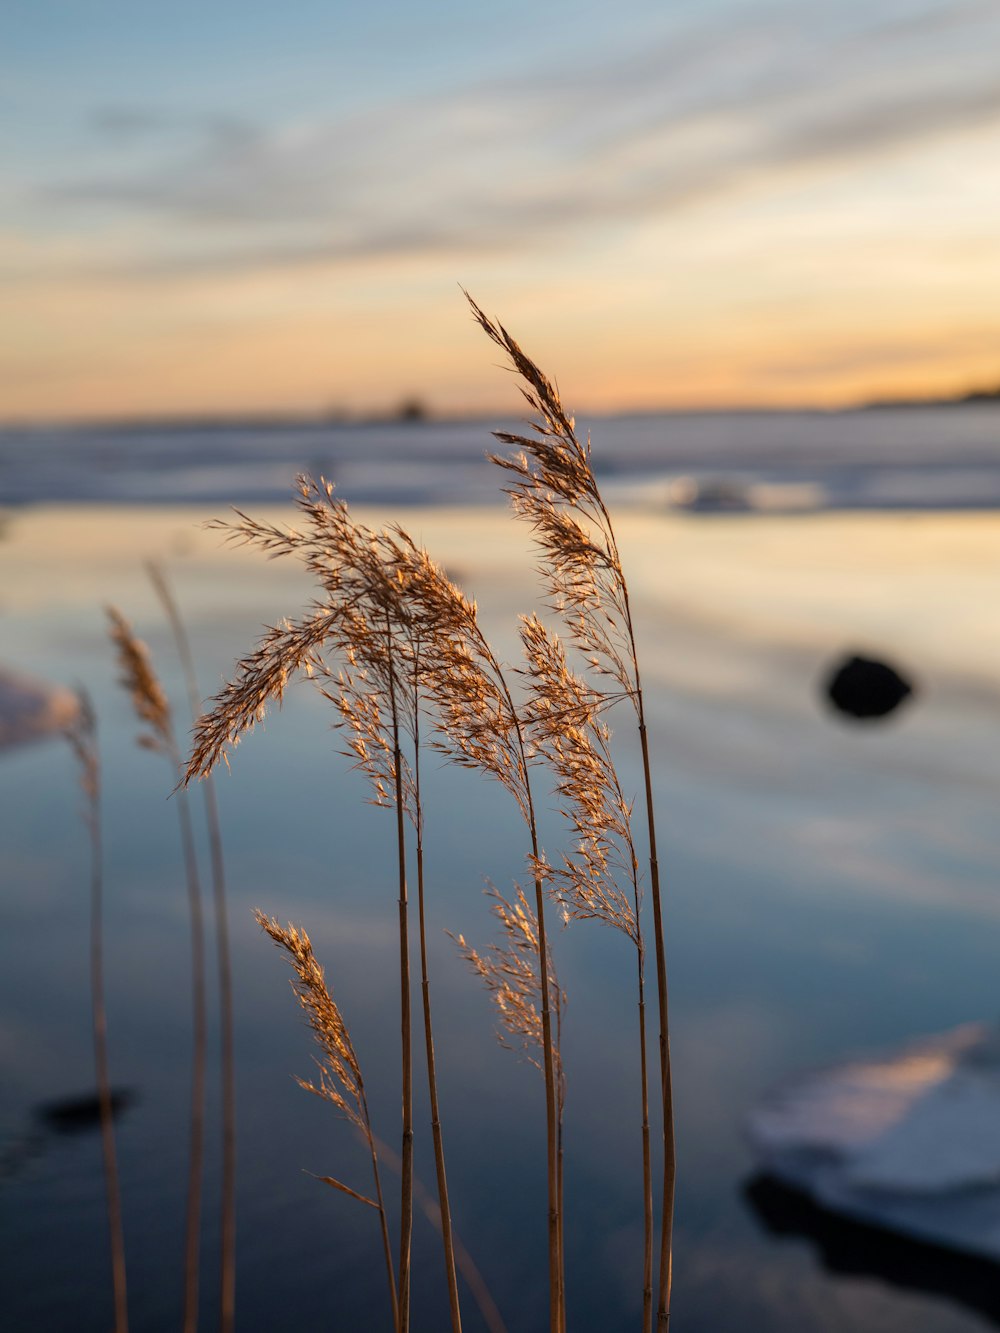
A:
823 654 914 721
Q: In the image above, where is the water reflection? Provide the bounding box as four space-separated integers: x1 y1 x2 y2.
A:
37 1088 137 1133
745 1173 1000 1327
0 1088 136 1182
6 501 1000 1331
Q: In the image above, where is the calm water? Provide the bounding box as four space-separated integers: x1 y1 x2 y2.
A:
2 412 1000 1331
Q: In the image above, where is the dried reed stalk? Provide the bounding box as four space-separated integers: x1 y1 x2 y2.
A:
410 647 464 1331
520 615 653 1331
185 480 467 1333
315 615 463 1331
372 1132 507 1333
254 914 399 1333
383 613 416 1332
469 295 675 1329
108 608 207 1333
147 563 237 1333
379 531 565 1333
66 691 129 1333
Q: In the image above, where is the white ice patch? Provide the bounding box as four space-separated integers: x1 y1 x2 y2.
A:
748 1025 1000 1258
0 668 79 751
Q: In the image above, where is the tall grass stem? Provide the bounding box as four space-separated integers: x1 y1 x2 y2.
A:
69 697 129 1333
386 625 414 1333
412 656 463 1331
172 757 208 1333
148 563 237 1333
107 609 207 1333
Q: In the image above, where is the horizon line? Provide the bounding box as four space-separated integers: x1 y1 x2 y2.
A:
3 384 999 433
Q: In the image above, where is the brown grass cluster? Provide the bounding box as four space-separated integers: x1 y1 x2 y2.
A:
175 299 674 1333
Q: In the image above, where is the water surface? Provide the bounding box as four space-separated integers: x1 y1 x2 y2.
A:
2 478 1000 1330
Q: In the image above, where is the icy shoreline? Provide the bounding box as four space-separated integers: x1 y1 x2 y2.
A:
0 668 78 752
3 402 1000 510
748 1025 1000 1261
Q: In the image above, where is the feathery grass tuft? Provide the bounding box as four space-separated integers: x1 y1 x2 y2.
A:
107 607 173 752
451 884 564 1093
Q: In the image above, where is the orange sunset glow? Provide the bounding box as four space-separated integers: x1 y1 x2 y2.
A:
6 2 1000 420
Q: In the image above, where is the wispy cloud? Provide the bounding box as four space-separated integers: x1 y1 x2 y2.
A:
89 106 169 140
88 106 257 146
26 1 1000 279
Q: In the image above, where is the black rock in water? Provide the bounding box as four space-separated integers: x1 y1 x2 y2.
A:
35 1089 136 1134
824 654 914 721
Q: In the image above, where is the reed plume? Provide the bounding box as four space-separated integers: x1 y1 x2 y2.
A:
254 913 399 1332
108 608 207 1333
451 884 565 1328
451 885 564 1093
147 563 237 1333
66 690 129 1333
186 479 404 781
469 294 675 1330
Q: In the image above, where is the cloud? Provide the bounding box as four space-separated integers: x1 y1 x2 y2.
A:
765 77 1000 165
35 1 1000 278
88 106 257 146
760 337 986 380
90 106 169 139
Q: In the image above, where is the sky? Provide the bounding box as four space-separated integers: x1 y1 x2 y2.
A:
4 0 1000 420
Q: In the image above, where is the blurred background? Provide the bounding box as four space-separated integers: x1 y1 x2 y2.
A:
6 0 1000 422
4 2 1000 1330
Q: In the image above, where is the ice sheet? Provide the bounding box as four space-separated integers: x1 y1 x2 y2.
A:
749 1025 1000 1258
